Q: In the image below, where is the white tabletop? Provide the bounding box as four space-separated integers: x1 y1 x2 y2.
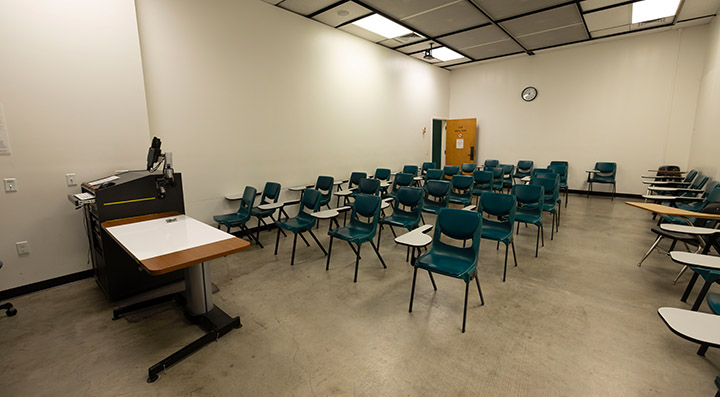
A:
642 175 685 179
521 176 531 182
104 214 234 261
641 194 701 201
413 176 424 181
585 169 600 173
380 181 390 188
394 224 434 247
642 180 689 185
224 193 244 200
335 189 355 196
648 186 681 192
381 200 390 210
257 202 284 210
658 307 720 347
311 209 340 219
670 251 720 269
661 224 720 235
289 184 313 191
463 205 477 211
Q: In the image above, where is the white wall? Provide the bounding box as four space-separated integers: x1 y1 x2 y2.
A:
0 0 151 290
688 18 720 179
448 27 708 194
134 0 450 223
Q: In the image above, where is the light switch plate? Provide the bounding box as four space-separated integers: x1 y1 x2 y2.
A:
16 241 30 255
4 178 17 192
66 173 77 186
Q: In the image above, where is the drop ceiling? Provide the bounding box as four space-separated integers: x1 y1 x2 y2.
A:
261 0 720 69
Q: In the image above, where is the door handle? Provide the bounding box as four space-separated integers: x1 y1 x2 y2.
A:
469 146 474 161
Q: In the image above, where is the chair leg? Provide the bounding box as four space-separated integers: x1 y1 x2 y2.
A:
274 227 281 255
564 187 568 208
516 222 520 235
347 241 360 258
681 272 699 302
377 223 382 250
270 215 287 237
427 270 437 290
612 183 616 201
353 244 362 283
697 344 709 357
326 236 334 270
462 281 469 333
389 225 397 238
290 233 298 266
406 246 410 262
691 281 712 311
503 243 509 282
587 182 592 198
370 240 386 268
409 266 418 312
298 231 310 247
541 223 545 247
475 275 484 305
637 235 663 267
672 265 688 285
307 229 327 255
511 240 518 267
551 212 555 240
496 240 500 250
256 218 262 246
535 224 540 257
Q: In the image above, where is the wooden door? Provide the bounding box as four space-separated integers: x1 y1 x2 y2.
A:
445 118 476 167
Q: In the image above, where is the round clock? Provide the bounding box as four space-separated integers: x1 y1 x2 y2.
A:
522 86 538 102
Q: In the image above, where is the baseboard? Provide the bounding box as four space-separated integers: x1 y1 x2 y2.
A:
567 189 642 199
0 269 94 301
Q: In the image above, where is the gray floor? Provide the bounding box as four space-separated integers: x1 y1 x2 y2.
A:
1 194 719 396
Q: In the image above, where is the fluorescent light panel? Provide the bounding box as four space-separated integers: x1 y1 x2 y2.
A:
352 14 412 39
632 0 681 24
432 47 463 62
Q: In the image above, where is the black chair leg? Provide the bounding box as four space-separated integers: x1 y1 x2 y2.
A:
551 212 555 240
503 243 509 282
564 188 568 208
326 236 334 270
406 246 410 262
496 240 500 250
475 275 484 305
462 281 469 333
377 223 382 250
270 215 287 237
409 266 418 312
389 225 397 238
697 344 709 356
681 272 700 302
307 229 327 255
691 281 712 311
511 240 518 267
274 227 281 255
535 225 540 257
370 241 386 268
298 231 310 247
256 218 262 246
427 270 437 290
290 233 298 266
541 223 545 247
353 244 362 283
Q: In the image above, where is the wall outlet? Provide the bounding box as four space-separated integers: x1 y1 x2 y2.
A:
16 241 30 255
4 178 17 192
65 173 77 186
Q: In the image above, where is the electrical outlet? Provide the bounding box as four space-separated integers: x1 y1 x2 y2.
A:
16 241 30 255
66 173 77 186
4 178 17 192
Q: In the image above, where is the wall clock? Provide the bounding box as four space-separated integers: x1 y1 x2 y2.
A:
522 86 538 102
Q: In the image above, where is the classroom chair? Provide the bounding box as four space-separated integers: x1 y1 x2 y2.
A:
410 208 484 333
422 180 451 218
489 167 504 192
500 164 515 191
378 187 423 249
315 176 334 210
471 170 493 204
512 184 545 257
403 165 419 176
448 175 473 206
213 185 262 246
588 162 617 200
348 172 367 190
461 162 476 175
373 168 391 181
274 189 327 266
425 169 445 182
514 160 534 182
478 192 517 282
384 172 413 200
548 162 569 208
250 182 284 246
530 176 560 239
444 165 460 179
484 159 499 169
326 194 385 282
421 162 436 176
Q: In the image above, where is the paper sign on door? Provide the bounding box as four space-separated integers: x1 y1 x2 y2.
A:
456 139 464 149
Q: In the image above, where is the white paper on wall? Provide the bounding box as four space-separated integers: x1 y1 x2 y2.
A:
0 104 11 154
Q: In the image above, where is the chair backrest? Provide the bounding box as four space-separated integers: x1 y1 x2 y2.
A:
594 162 617 178
534 171 558 180
500 164 514 177
403 165 419 176
704 180 720 196
426 169 445 180
657 165 680 177
315 175 334 192
374 168 391 181
260 182 282 204
349 194 381 233
697 201 720 227
478 192 516 224
490 167 503 181
451 175 473 192
358 178 381 195
349 172 367 189
433 208 482 254
532 168 553 177
547 164 568 183
684 169 698 183
425 180 451 203
690 174 709 190
461 163 475 174
298 189 322 222
473 170 493 186
444 165 460 177
395 187 424 219
239 186 257 214
392 172 414 191
530 176 559 200
516 160 534 174
421 162 436 175
550 161 568 167
484 159 499 168
511 184 545 207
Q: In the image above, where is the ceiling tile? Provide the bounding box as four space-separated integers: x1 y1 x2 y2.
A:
583 5 630 32
313 2 372 28
362 0 458 20
397 40 440 54
435 57 472 67
338 23 387 42
474 0 571 20
516 23 588 50
461 39 524 60
279 0 340 16
501 5 583 37
378 33 428 49
580 0 630 12
675 15 714 28
678 0 720 20
590 24 630 38
403 2 490 37
441 25 510 49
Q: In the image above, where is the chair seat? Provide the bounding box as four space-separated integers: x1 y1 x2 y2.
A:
213 212 251 226
276 217 314 233
328 223 374 244
251 207 275 218
472 187 491 196
422 200 445 213
380 213 420 230
707 292 720 315
448 193 472 205
649 226 698 243
481 222 512 243
590 176 614 183
690 267 720 283
415 247 475 282
515 208 542 225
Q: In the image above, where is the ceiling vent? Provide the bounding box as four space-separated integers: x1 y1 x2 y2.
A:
395 32 423 43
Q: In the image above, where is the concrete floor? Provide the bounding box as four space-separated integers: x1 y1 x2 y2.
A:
1 194 719 396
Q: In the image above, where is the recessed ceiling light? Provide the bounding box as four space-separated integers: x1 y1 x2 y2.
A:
337 10 350 17
352 14 412 39
432 47 463 62
632 0 681 24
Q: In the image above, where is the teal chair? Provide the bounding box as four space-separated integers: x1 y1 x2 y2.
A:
500 164 515 192
511 184 545 257
514 160 534 182
421 162 436 176
588 162 617 200
532 168 553 177
443 165 460 179
548 162 569 208
315 175 334 210
461 163 475 175
403 165 419 176
488 167 504 192
214 186 262 246
274 189 327 266
384 172 413 200
378 187 423 249
530 176 560 240
448 175 473 206
354 178 381 196
250 181 283 248
326 194 386 282
534 171 562 226
410 208 484 333
660 185 720 225
373 168 391 181
425 168 444 182
478 192 517 282
422 180 451 217
484 159 499 169
471 170 493 204
348 172 367 190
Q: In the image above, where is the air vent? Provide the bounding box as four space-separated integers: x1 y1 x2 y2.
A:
639 17 668 26
395 32 423 43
